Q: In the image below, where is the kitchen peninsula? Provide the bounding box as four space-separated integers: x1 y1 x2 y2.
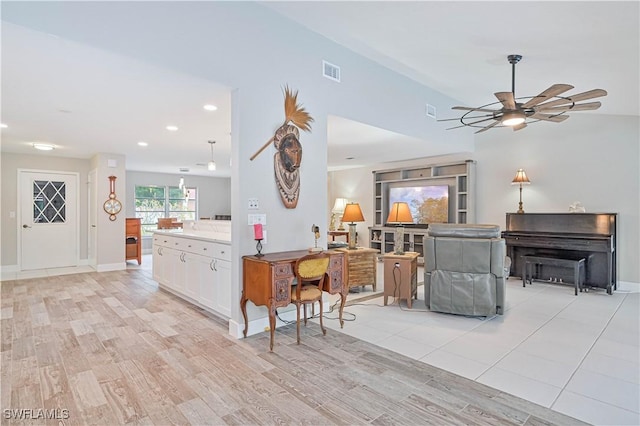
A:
152 220 231 318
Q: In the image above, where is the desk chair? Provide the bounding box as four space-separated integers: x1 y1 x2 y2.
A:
291 252 330 344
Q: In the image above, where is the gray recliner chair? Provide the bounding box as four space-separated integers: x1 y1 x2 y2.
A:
424 224 506 316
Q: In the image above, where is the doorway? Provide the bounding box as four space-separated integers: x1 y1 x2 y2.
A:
19 170 79 270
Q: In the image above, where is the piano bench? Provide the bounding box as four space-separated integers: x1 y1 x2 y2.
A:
523 255 586 296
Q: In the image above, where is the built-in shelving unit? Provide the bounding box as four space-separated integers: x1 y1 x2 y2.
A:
369 160 476 263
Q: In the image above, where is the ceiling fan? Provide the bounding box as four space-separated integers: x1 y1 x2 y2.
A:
439 54 608 134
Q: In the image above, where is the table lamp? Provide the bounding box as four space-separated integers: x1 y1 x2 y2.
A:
331 197 349 231
341 203 365 249
511 169 531 214
386 202 413 254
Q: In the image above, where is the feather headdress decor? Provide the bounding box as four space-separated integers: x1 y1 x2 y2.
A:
250 86 314 209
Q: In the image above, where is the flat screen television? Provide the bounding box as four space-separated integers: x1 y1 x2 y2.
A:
388 185 449 225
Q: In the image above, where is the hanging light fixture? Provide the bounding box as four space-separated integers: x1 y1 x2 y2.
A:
178 176 184 189
207 140 216 171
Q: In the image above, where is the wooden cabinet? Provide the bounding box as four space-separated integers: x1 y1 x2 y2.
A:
125 218 141 264
152 232 231 318
334 247 377 291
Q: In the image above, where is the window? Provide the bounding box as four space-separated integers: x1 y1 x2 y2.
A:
135 185 197 236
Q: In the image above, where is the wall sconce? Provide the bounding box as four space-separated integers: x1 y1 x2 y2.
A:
386 202 413 254
331 197 349 231
511 168 531 214
341 203 365 249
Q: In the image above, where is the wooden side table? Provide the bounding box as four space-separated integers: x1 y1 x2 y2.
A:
328 230 350 244
334 247 378 292
383 252 419 308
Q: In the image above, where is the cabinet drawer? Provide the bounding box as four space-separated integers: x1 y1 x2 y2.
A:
211 243 231 261
181 239 214 256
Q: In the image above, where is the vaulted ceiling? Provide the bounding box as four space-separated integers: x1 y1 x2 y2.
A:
2 2 637 176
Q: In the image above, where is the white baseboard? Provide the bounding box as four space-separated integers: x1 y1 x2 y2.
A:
95 262 126 272
617 280 640 293
0 264 18 274
228 308 299 339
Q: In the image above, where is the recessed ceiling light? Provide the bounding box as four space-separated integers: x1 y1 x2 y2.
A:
137 141 148 147
33 143 55 151
203 104 218 111
345 157 355 160
0 123 7 128
166 125 179 131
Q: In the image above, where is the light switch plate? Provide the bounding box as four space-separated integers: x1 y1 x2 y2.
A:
248 198 259 209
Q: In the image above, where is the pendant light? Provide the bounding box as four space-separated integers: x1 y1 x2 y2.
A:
207 140 216 171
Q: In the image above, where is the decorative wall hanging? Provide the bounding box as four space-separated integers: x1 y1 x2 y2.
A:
103 175 122 221
250 86 314 209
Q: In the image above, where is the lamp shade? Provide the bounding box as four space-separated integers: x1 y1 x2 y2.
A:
342 203 365 223
386 202 413 224
332 197 349 213
511 169 531 185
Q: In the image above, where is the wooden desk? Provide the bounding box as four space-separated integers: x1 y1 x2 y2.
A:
328 230 350 243
241 250 347 350
383 252 419 308
334 247 378 291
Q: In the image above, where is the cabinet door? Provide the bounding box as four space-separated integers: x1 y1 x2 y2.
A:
161 248 184 293
183 252 202 300
152 244 163 282
198 256 217 310
214 258 231 318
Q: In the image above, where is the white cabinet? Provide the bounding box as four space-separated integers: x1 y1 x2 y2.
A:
152 233 231 319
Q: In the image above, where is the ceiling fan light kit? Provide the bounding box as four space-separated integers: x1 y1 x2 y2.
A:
440 54 607 133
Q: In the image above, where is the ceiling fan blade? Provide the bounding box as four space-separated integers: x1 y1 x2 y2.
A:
534 89 608 109
521 84 575 108
438 114 493 122
536 101 602 113
495 92 516 110
474 121 500 134
446 116 496 130
513 122 527 131
531 113 570 123
452 106 498 113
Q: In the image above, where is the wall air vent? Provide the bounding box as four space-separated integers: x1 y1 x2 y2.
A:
322 60 341 82
426 103 437 119
179 168 190 173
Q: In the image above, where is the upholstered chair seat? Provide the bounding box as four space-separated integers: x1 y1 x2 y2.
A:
291 253 330 343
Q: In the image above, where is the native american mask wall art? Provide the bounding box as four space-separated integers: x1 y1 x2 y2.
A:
250 86 314 209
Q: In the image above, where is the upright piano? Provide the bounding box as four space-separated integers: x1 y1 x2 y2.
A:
502 213 617 294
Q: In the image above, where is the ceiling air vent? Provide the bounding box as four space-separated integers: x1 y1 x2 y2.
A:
322 60 341 82
426 103 437 119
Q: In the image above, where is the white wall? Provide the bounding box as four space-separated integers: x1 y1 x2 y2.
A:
330 114 640 283
475 114 639 283
1 153 91 267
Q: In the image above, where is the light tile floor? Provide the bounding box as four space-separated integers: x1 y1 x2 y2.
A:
4 256 638 425
326 262 640 426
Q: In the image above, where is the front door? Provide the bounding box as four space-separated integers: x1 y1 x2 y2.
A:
19 170 79 270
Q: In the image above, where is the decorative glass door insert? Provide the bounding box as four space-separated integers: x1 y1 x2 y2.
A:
33 180 66 223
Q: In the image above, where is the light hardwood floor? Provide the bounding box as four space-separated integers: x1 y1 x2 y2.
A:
0 268 587 425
